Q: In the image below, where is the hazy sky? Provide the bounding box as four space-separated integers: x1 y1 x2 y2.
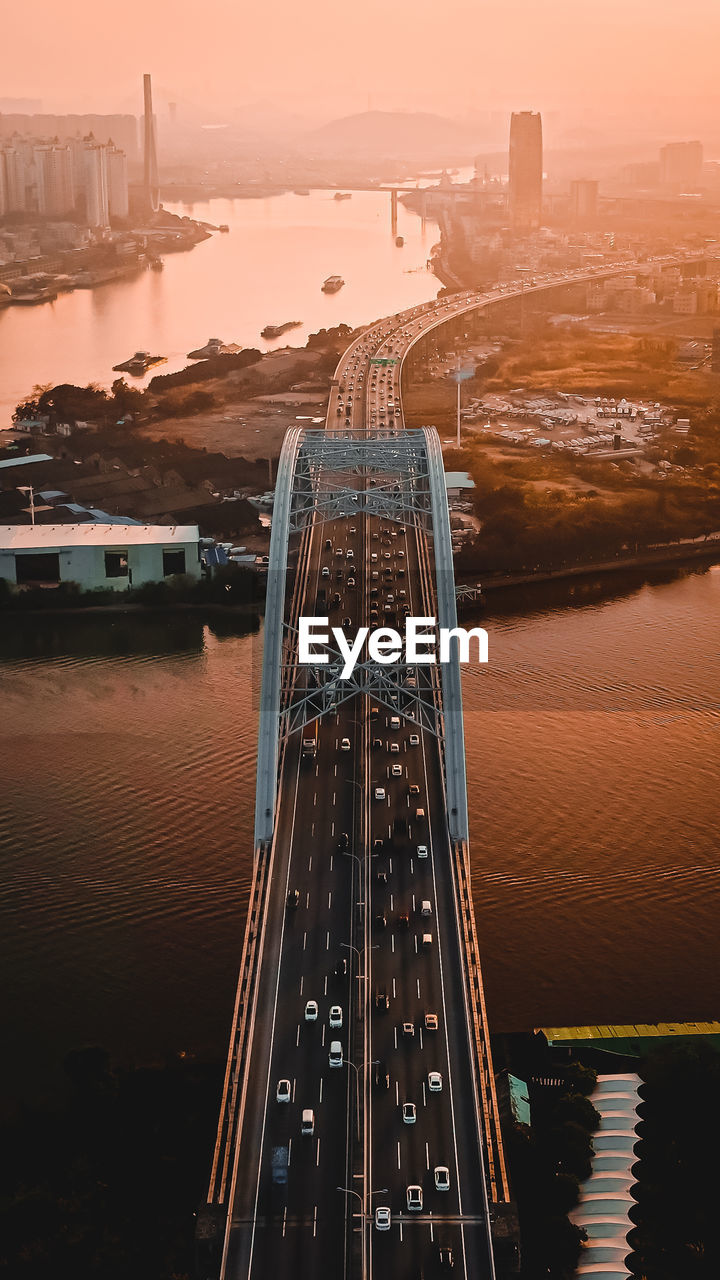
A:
4 0 720 139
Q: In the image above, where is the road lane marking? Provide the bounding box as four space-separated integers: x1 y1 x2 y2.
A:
300 976 304 994
391 934 395 953
328 891 332 909
397 1141 401 1169
392 976 396 998
313 793 317 806
313 1204 318 1236
422 1082 426 1107
326 930 330 950
332 793 336 806
296 1025 300 1046
303 932 307 951
283 1205 287 1237
330 854 334 871
288 1137 293 1165
425 1141 430 1170
306 892 310 909
417 978 421 999
308 855 313 871
316 1139 321 1167
320 1078 323 1103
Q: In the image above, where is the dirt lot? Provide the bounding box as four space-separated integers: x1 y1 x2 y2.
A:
138 394 328 458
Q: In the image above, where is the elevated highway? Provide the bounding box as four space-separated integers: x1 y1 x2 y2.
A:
200 253 705 1280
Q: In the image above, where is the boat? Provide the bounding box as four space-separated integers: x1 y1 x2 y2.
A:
112 350 167 375
218 223 230 232
395 235 404 247
321 275 345 293
293 188 310 196
149 257 164 270
333 192 352 201
261 320 303 339
247 491 275 511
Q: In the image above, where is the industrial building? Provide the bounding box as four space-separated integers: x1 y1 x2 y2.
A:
0 523 200 591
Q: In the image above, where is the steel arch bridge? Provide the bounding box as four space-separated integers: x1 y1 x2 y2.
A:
254 425 469 847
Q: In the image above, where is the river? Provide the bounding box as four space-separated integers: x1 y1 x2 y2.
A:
0 186 448 427
1 563 718 1105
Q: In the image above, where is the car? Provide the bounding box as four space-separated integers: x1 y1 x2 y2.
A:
340 737 351 752
321 565 329 578
337 831 349 851
375 989 390 1011
402 1101 416 1124
346 577 356 588
346 549 354 559
376 870 387 884
389 741 400 753
349 526 356 535
424 1012 438 1032
375 1205 391 1231
389 715 401 730
374 787 386 801
407 1185 423 1211
328 1039 343 1068
417 844 428 859
401 1020 415 1038
329 1005 343 1028
420 899 432 917
335 957 348 977
375 912 387 930
409 783 420 795
373 836 384 851
304 1000 318 1021
438 1246 454 1270
391 763 403 777
409 734 420 746
397 910 409 928
335 547 344 558
434 1166 450 1192
372 737 382 749
428 1071 443 1092
301 1108 315 1136
415 807 426 821
324 538 332 551
286 888 300 909
276 1078 291 1103
342 617 352 629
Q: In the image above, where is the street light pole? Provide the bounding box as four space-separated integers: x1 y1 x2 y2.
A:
17 485 35 525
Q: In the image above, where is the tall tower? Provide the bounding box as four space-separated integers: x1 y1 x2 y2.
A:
508 111 542 231
143 72 159 214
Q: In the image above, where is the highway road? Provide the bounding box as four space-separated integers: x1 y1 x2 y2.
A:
221 294 500 1280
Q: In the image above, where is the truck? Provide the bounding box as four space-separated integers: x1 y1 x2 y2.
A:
272 1145 289 1186
302 720 318 761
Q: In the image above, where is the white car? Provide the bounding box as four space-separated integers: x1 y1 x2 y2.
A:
402 1101 416 1124
375 1205 391 1231
304 1000 318 1021
409 734 420 746
417 845 428 859
374 786 386 801
276 1078 291 1103
428 1071 443 1093
329 1005 343 1028
389 742 400 753
434 1166 450 1192
391 763 403 777
407 1185 423 1211
340 738 351 752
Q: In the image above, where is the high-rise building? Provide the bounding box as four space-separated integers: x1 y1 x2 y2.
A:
83 143 109 227
33 143 75 216
659 141 703 189
107 143 129 219
508 111 542 230
1 146 28 211
143 73 159 214
569 179 598 219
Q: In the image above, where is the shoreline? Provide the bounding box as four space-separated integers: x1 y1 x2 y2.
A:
474 538 720 593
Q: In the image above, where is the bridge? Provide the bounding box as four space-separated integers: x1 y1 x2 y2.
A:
198 253 706 1280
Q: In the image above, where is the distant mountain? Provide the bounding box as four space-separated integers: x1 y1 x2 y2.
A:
302 111 487 161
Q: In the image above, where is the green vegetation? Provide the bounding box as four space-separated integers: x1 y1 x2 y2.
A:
0 1047 220 1280
506 1061 598 1279
0 564 263 612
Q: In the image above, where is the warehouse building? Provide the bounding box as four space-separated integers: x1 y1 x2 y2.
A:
0 523 201 590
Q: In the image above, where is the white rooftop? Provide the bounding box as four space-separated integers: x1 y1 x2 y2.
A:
0 523 199 550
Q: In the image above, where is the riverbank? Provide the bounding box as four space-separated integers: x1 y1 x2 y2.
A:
476 536 720 593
